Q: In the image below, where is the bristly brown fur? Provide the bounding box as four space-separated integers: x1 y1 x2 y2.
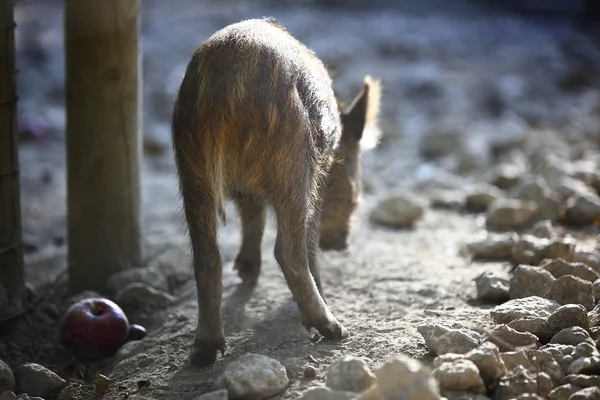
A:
171 17 381 367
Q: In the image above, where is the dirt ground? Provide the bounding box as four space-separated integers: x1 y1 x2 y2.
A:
2 0 600 399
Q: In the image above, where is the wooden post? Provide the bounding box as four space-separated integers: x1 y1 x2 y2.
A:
65 0 143 292
0 0 25 315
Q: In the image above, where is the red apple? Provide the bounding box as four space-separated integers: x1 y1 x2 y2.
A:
128 324 147 341
59 297 130 360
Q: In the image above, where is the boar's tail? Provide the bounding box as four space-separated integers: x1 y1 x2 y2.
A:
210 131 227 225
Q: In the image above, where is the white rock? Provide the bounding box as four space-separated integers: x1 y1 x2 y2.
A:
114 282 175 309
474 271 509 303
359 355 441 400
107 265 169 293
417 322 483 356
508 265 555 300
214 353 289 400
433 359 486 394
543 275 595 311
467 233 519 261
494 367 553 400
326 356 376 393
369 194 426 228
490 296 561 324
486 199 538 231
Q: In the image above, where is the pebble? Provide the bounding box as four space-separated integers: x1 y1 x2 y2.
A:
546 304 590 334
542 275 595 311
507 317 553 343
489 164 523 190
198 389 229 400
364 355 441 400
494 367 553 400
369 194 426 228
433 359 485 394
569 387 600 400
299 387 355 400
433 342 506 386
548 384 582 400
114 282 175 309
14 363 65 398
106 265 170 294
508 265 555 299
562 194 600 226
500 349 564 384
485 199 538 231
0 360 15 395
467 233 519 261
530 219 557 239
326 356 376 393
510 177 561 221
543 236 577 262
213 353 289 400
550 327 594 347
440 391 491 400
574 251 600 274
592 279 600 302
485 324 540 352
541 258 600 283
512 235 551 266
474 271 509 303
490 296 561 324
465 187 503 213
417 322 483 356
590 303 600 328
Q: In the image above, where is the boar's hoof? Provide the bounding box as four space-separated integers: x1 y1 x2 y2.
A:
234 258 261 284
304 318 349 341
191 336 226 367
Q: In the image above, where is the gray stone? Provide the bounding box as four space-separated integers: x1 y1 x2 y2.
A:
107 266 169 293
543 275 595 311
546 304 590 334
464 342 507 385
198 389 229 400
550 327 594 347
494 367 553 400
214 353 289 400
467 233 519 261
593 279 600 302
541 258 600 283
417 322 483 356
433 359 485 394
515 395 545 400
369 194 426 228
114 282 175 309
510 177 561 221
507 317 553 343
14 363 65 398
562 374 600 389
509 265 555 299
363 355 441 400
563 194 600 226
513 235 551 266
489 164 523 190
486 199 538 231
299 387 356 400
0 392 16 400
574 251 600 274
569 387 600 400
530 220 557 239
543 237 577 262
0 360 15 395
474 271 509 303
326 356 376 393
590 303 600 328
548 384 583 400
485 324 540 352
465 187 503 213
490 296 560 324
500 349 564 384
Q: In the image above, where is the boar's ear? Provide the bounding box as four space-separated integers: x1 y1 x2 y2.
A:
341 76 381 150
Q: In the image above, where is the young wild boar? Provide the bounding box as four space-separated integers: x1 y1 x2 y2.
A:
171 17 381 367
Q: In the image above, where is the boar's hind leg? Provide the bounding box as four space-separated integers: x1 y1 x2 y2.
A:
233 193 266 284
272 194 348 340
180 179 225 367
